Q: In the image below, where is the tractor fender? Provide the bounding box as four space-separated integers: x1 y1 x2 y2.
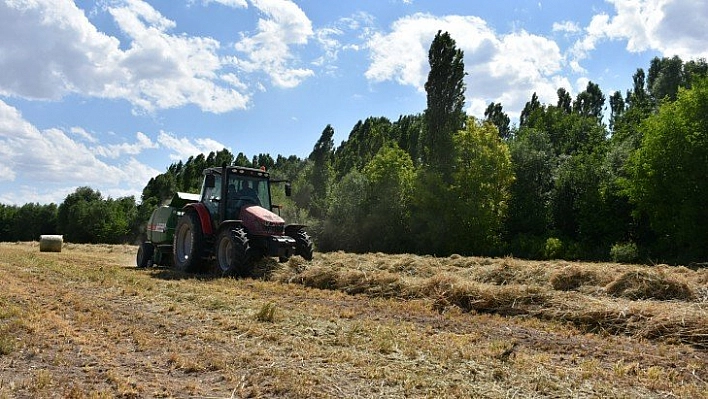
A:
184 203 213 236
216 220 244 235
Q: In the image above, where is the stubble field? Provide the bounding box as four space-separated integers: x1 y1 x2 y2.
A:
0 242 706 398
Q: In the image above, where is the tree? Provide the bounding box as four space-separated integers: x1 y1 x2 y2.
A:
484 102 511 140
361 144 415 252
308 125 335 218
422 30 466 181
628 77 708 261
520 92 541 127
506 128 555 243
573 81 605 120
648 55 684 102
447 118 514 254
557 88 572 114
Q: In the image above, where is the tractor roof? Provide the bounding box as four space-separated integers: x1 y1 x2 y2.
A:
203 165 270 179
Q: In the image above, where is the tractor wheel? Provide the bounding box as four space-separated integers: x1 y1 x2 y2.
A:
136 242 154 268
173 211 207 273
215 228 251 277
293 229 314 261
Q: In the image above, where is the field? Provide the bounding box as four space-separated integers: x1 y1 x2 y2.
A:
0 242 706 398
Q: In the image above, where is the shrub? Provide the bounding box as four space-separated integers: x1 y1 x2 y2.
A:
543 237 563 259
610 242 639 263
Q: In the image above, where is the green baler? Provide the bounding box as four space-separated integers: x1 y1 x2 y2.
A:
137 192 200 267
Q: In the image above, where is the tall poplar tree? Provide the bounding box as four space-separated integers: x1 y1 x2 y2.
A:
422 31 466 181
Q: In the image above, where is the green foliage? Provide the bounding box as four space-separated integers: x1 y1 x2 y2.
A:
544 237 563 260
506 128 555 238
308 125 335 218
448 118 514 253
610 242 639 263
0 203 57 242
628 77 708 260
484 102 511 140
56 187 138 244
361 145 415 252
319 169 369 252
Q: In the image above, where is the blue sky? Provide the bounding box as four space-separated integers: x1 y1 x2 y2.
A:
1 0 707 205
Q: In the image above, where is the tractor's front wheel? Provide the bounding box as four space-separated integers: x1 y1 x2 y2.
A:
173 211 207 273
292 229 314 261
215 227 251 277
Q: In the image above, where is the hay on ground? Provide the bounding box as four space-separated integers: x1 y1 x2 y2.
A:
605 270 694 301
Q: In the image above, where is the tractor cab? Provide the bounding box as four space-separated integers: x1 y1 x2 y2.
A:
201 166 274 225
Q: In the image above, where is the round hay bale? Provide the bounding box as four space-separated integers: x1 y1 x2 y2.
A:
39 235 63 252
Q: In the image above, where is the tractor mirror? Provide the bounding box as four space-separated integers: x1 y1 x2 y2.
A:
285 182 292 197
205 174 215 188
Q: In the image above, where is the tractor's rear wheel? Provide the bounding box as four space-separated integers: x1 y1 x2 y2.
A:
215 228 251 277
173 211 207 273
136 242 154 268
292 229 314 261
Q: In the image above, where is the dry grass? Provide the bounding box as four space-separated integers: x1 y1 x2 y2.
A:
1 242 706 398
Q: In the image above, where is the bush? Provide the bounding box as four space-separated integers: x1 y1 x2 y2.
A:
610 242 639 263
544 237 563 259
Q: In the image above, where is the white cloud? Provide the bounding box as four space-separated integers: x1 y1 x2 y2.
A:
70 127 99 144
570 0 708 73
93 132 158 159
197 0 249 8
365 13 569 119
0 0 250 113
0 99 160 204
157 131 230 161
233 0 315 88
552 21 581 34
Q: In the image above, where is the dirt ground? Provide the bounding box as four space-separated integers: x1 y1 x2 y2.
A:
0 242 706 398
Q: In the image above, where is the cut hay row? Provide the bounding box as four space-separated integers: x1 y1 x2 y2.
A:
272 254 708 349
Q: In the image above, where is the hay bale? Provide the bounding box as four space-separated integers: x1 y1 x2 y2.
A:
606 270 694 301
39 235 63 252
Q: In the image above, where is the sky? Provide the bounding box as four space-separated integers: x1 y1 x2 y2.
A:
1 0 707 206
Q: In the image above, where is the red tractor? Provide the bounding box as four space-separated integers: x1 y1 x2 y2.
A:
137 164 313 276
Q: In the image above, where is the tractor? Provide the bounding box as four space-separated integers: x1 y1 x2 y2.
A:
136 164 313 276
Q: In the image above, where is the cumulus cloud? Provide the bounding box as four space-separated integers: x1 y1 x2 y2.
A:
157 131 230 161
0 0 249 113
93 132 158 159
365 13 569 119
233 0 315 88
570 0 708 73
0 99 160 204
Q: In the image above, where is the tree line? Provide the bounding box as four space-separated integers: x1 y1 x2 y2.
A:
2 32 707 264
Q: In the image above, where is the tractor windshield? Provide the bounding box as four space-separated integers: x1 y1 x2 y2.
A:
226 175 271 211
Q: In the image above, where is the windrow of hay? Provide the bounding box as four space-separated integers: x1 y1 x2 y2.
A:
549 265 601 291
272 254 707 349
605 269 695 301
415 273 549 315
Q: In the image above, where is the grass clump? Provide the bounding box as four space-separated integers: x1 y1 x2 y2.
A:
254 302 278 322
